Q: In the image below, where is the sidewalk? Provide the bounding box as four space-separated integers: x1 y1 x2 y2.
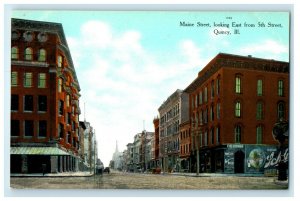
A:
10 171 94 177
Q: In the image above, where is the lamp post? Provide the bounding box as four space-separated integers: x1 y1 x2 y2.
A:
272 118 288 181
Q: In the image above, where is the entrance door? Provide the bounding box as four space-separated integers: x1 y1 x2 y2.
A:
234 150 245 173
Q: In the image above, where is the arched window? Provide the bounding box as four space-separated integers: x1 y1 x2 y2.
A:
11 46 19 59
277 102 285 120
235 75 242 94
25 47 33 60
256 101 264 120
257 79 263 96
235 101 241 117
235 125 242 143
38 49 46 62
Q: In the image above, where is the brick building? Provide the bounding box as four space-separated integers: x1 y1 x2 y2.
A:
158 89 189 172
10 18 82 174
152 117 160 169
184 53 289 174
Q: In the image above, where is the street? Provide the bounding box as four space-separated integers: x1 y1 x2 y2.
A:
10 171 288 190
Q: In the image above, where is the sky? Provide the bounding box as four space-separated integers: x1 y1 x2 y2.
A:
10 10 290 167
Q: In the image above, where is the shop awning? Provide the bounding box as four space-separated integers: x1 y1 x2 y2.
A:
10 147 70 155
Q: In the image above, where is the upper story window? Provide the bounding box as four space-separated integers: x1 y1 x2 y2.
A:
11 120 20 137
24 120 34 137
38 73 46 88
216 126 220 144
210 127 214 145
66 94 70 107
210 105 214 121
24 95 33 112
204 86 208 102
11 46 19 60
38 95 47 112
11 94 19 111
257 79 263 96
216 76 221 95
38 49 46 62
11 72 18 86
277 101 285 120
235 125 242 143
25 47 33 61
211 80 215 99
235 76 241 94
58 78 62 92
199 91 203 104
57 55 63 68
278 80 284 97
217 102 221 119
24 72 32 87
38 120 47 137
256 102 264 120
235 101 241 118
256 125 263 144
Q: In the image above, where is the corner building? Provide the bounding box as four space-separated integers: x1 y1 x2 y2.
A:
10 18 82 174
184 53 289 175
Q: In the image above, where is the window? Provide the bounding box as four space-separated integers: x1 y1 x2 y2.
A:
235 101 241 117
11 120 20 137
25 47 33 60
24 72 32 87
217 102 221 119
210 127 214 145
11 46 19 59
38 49 46 62
24 95 33 111
200 133 203 147
39 121 47 137
216 76 220 95
204 131 208 146
235 76 241 94
235 125 242 143
278 102 285 119
59 123 64 138
11 72 18 86
57 55 63 68
66 95 70 107
216 126 220 144
256 125 263 144
11 94 19 111
210 105 214 121
278 80 284 97
24 120 34 137
211 80 215 98
199 110 203 125
199 91 203 104
38 73 46 88
204 87 208 102
59 100 64 115
256 102 263 120
58 78 62 92
257 79 263 96
38 95 47 112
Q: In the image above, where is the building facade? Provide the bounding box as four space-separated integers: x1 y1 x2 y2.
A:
158 89 189 172
152 117 160 169
184 53 289 174
10 18 81 174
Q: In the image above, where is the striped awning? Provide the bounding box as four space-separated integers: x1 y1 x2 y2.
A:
10 147 70 155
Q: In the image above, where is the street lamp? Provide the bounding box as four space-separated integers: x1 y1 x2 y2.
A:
272 118 288 181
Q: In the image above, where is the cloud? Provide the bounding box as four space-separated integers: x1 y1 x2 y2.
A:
239 39 288 58
67 20 206 166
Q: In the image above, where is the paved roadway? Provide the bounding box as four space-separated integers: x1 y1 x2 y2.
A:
10 171 288 190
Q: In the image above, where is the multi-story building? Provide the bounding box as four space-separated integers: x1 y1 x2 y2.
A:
179 120 191 172
184 53 289 174
144 131 154 171
10 18 81 174
152 117 160 169
126 143 134 172
132 133 142 172
158 89 189 172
